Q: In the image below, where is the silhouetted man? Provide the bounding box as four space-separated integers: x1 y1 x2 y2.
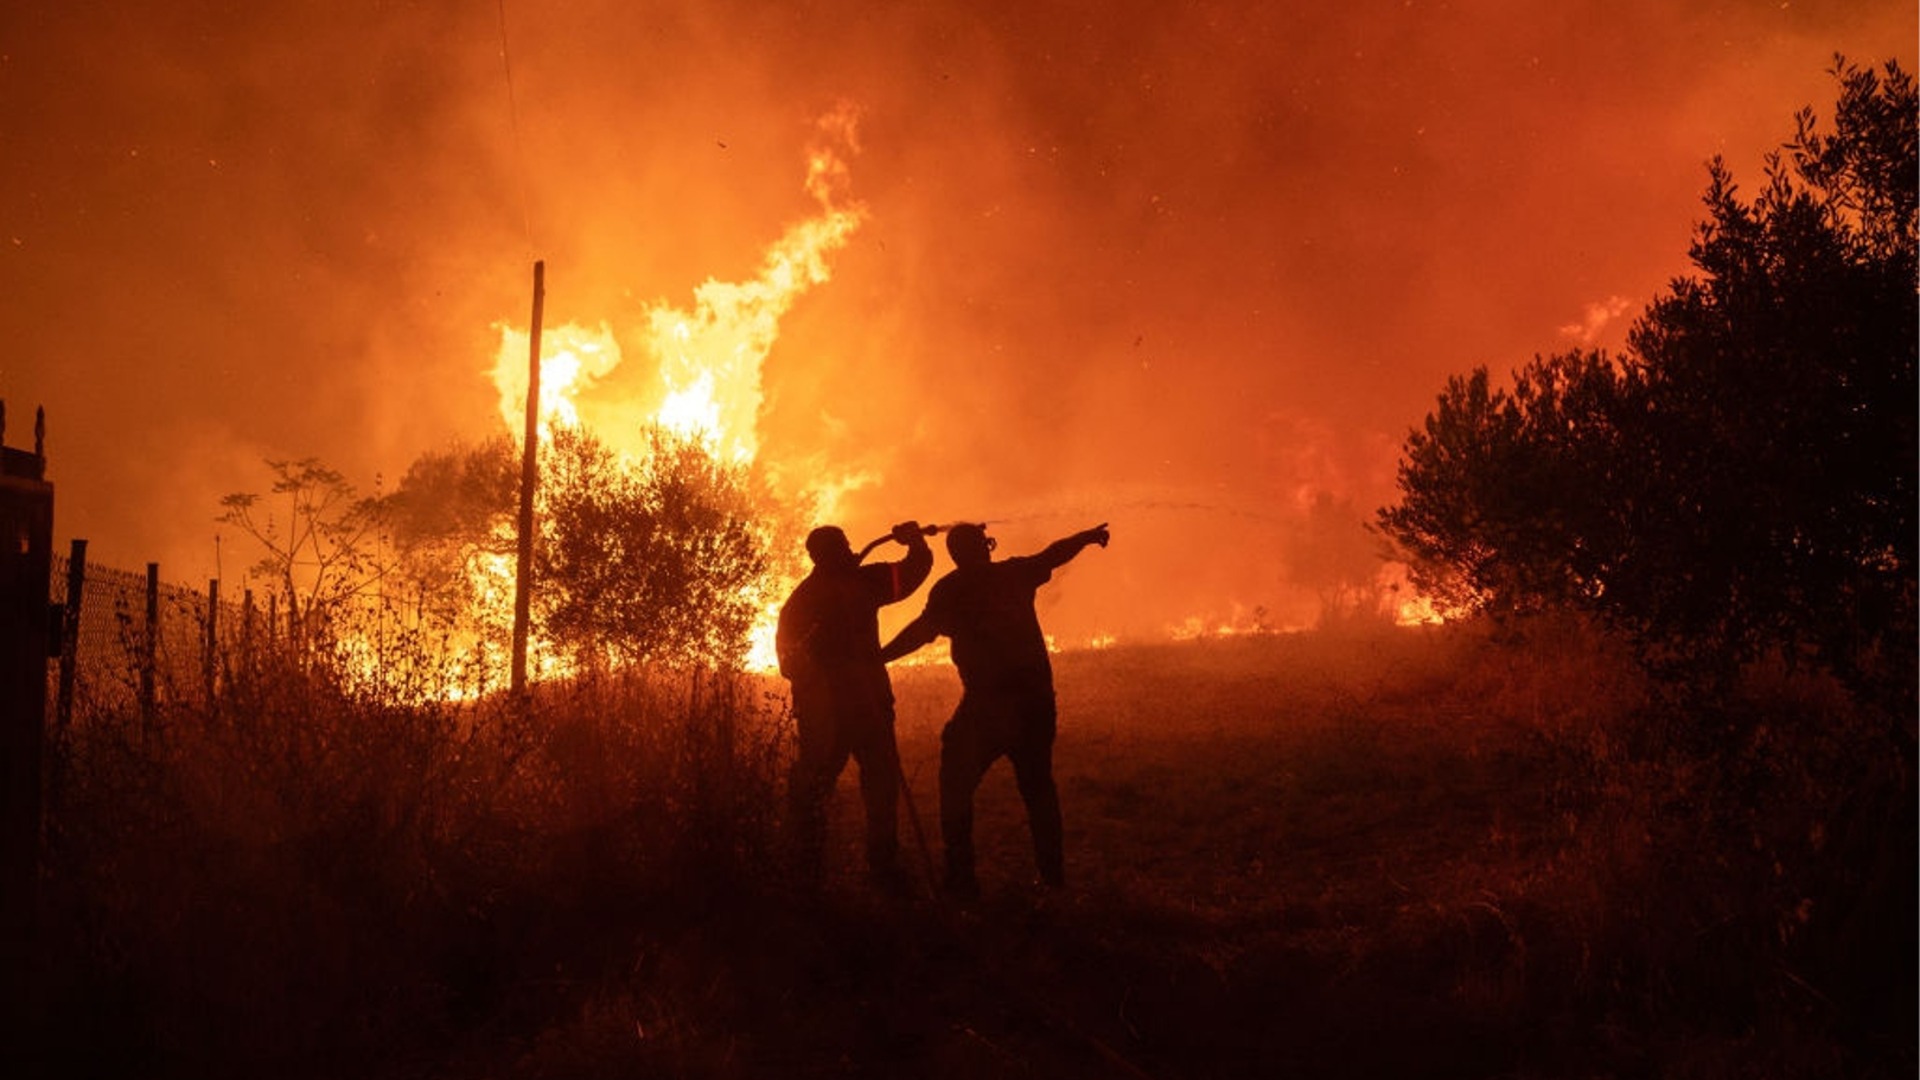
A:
776 521 932 891
880 522 1109 898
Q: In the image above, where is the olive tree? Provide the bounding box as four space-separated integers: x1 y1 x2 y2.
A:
1378 58 1916 709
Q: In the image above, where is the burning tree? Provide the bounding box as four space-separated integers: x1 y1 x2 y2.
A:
375 435 521 634
534 426 781 670
379 426 796 677
1378 57 1917 712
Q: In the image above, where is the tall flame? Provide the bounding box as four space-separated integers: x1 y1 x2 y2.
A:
647 145 865 464
487 110 867 673
490 323 621 439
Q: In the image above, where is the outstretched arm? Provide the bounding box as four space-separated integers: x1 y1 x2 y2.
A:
880 611 940 664
1035 522 1110 573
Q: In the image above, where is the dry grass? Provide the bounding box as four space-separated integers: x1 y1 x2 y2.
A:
27 620 1916 1079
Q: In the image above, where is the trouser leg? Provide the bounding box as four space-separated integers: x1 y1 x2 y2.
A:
787 715 846 884
852 728 902 873
938 714 995 894
1010 726 1063 886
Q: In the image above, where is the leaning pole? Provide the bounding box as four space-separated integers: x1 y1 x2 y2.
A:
510 260 545 695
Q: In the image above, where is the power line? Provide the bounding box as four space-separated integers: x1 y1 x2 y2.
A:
494 0 536 255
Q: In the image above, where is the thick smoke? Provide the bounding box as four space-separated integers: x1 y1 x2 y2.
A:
2 0 1912 643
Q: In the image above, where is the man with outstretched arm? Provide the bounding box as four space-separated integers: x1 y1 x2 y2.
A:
879 522 1110 899
777 521 933 892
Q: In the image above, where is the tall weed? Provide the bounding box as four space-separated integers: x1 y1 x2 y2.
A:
35 649 791 1080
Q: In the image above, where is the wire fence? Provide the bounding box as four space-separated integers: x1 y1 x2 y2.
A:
50 547 273 730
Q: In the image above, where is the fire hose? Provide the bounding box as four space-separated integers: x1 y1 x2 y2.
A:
851 521 946 892
853 521 947 563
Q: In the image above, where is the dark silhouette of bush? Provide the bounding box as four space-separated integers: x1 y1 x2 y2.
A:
1379 57 1916 720
376 425 792 674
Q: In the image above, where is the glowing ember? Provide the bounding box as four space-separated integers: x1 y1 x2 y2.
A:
1377 562 1452 627
1392 597 1447 627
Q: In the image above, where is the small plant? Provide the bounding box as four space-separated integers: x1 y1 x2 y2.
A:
218 458 388 666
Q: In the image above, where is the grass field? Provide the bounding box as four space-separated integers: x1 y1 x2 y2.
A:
27 621 1917 1079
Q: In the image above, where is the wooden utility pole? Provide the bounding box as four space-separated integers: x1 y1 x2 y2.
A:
510 260 545 694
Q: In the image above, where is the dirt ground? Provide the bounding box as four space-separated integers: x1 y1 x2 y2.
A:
653 630 1912 1080
37 627 1912 1080
647 632 1625 1079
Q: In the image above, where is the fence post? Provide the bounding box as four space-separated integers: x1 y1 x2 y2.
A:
141 563 158 731
56 539 84 735
204 578 219 709
242 587 254 683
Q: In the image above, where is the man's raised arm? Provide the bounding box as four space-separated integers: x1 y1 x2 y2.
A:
1036 523 1111 572
888 520 934 601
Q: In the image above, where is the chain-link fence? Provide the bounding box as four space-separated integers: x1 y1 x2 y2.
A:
49 547 268 729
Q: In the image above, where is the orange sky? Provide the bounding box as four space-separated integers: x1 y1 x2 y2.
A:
2 0 1913 645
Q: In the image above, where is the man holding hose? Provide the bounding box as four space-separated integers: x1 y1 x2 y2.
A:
776 520 932 892
881 522 1109 899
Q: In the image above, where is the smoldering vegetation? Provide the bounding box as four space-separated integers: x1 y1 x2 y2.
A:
25 616 1915 1080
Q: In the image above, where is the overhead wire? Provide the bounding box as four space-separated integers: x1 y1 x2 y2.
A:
494 0 536 257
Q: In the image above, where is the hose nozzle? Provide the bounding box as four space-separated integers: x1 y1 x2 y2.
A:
856 521 942 562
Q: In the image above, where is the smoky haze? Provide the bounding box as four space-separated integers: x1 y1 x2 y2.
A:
3 0 1912 645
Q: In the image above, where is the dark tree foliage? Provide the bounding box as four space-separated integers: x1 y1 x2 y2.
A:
384 435 521 546
1378 353 1645 617
534 426 772 670
1379 57 1916 710
380 427 778 670
380 435 522 628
